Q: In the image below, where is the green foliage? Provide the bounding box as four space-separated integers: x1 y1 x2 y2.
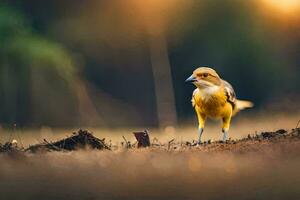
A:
0 5 77 126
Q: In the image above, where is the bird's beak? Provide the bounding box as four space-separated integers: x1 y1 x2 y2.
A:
185 75 197 83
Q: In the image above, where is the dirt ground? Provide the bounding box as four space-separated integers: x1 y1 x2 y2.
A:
0 124 299 200
0 143 299 200
0 135 300 200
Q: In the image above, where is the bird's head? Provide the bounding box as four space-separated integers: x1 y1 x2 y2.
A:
185 67 222 88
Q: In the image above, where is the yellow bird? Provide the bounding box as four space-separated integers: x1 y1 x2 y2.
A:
185 67 253 143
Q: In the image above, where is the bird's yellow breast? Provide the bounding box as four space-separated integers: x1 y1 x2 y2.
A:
192 87 232 119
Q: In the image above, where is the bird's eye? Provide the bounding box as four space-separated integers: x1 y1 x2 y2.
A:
203 73 208 78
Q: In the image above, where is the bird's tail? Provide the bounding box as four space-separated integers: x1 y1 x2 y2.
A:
233 100 253 115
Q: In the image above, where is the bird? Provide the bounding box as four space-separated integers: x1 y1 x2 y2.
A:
185 67 253 143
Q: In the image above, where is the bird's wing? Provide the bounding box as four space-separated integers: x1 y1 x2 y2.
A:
222 80 236 106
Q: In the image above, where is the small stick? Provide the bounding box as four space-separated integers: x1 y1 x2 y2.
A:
122 135 129 148
168 138 175 150
43 139 61 151
296 119 300 129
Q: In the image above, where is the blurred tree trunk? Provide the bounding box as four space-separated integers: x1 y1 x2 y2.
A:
135 0 178 129
148 34 177 128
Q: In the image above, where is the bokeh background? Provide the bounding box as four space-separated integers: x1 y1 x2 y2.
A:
0 0 299 129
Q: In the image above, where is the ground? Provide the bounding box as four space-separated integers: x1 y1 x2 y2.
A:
0 115 299 200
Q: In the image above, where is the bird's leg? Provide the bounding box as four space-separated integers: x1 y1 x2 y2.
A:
222 129 228 142
196 112 206 144
222 116 231 142
198 127 203 144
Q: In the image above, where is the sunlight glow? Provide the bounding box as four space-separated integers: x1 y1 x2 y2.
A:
262 0 300 14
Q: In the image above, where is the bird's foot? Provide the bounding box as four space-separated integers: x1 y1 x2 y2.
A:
222 129 228 142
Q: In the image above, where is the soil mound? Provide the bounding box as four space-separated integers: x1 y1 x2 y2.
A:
26 129 111 153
